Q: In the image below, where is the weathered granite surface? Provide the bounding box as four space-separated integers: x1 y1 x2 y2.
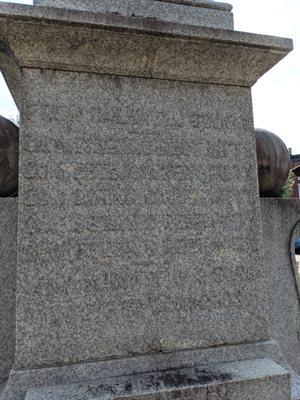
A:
2 341 288 400
0 0 291 373
261 199 300 375
34 0 233 12
32 0 234 30
15 68 270 369
25 358 291 400
0 2 295 400
0 199 17 383
0 3 292 93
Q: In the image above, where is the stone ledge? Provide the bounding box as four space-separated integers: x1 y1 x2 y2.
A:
0 2 293 92
32 0 233 30
34 0 233 12
25 358 290 400
0 341 288 400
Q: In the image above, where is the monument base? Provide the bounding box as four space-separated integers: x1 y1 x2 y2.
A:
25 359 290 400
1 341 296 400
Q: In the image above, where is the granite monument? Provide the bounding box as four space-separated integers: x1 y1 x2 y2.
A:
0 0 298 399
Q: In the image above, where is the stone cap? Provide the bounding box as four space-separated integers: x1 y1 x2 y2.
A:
32 0 234 30
0 1 293 107
33 0 233 11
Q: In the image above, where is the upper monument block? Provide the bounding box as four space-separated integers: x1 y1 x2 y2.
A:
33 0 234 30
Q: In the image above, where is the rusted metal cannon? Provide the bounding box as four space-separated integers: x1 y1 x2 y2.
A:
0 116 18 197
255 128 290 197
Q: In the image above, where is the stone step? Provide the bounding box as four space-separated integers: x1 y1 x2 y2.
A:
25 358 290 400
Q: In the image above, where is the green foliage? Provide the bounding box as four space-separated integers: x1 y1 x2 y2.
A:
278 171 296 198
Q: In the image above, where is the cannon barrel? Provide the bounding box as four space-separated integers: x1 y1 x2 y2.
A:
0 116 19 197
255 128 290 197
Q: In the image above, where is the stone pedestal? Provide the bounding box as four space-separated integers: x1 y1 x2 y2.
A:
26 359 291 400
261 199 300 376
0 1 294 399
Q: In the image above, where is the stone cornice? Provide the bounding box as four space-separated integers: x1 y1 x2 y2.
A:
0 3 293 98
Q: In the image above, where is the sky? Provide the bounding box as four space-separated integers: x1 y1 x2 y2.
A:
0 0 299 153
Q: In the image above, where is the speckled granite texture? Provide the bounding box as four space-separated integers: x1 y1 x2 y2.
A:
261 199 300 375
15 68 270 369
34 0 233 11
0 0 291 374
0 3 292 91
0 2 295 400
0 199 17 383
32 0 234 30
1 341 289 400
25 358 290 400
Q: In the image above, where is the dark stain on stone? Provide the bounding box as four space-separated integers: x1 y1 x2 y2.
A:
161 372 196 388
196 369 232 386
84 369 232 398
87 383 117 397
154 369 232 389
124 382 133 393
